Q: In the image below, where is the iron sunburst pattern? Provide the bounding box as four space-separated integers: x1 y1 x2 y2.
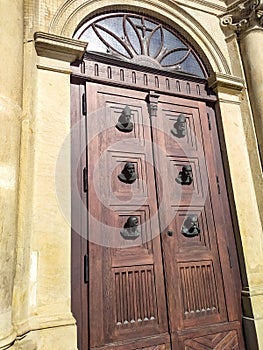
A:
75 13 206 77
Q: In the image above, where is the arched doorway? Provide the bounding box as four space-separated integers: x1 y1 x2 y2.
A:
71 12 245 349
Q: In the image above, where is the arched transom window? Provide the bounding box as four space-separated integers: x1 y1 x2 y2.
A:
74 12 207 78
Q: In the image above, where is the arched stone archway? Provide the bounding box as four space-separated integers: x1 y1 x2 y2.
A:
49 0 231 75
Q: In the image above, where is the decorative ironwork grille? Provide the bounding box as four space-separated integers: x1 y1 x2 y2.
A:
74 13 207 78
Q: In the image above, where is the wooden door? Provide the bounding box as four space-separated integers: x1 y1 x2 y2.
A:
152 95 244 349
71 61 244 350
86 82 169 349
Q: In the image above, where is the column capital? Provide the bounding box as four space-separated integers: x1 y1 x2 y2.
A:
221 0 263 34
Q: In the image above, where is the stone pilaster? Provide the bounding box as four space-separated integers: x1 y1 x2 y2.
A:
0 1 23 349
9 32 87 350
209 72 263 350
221 0 263 164
220 4 263 347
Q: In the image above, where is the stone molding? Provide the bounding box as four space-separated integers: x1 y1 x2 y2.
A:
28 313 76 332
34 32 87 62
208 72 244 105
208 72 244 92
0 330 17 350
177 0 226 13
221 0 263 33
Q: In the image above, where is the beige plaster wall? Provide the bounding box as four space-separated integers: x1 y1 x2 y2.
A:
29 56 72 319
218 28 263 279
0 1 23 348
214 86 263 290
10 44 76 348
1 1 262 349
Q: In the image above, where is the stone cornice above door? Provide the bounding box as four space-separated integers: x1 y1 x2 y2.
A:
172 0 227 14
220 0 263 33
34 32 88 62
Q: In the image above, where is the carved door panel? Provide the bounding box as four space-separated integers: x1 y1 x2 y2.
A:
151 95 244 348
86 82 169 349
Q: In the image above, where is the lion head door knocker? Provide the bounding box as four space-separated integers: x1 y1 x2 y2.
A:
171 114 186 138
118 162 137 184
181 215 200 237
120 216 140 240
115 105 133 132
176 165 193 185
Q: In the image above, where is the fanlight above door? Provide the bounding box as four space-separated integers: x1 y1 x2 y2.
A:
74 13 207 78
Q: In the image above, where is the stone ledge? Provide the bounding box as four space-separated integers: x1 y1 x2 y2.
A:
11 324 77 350
34 32 87 63
28 313 76 331
0 331 16 350
208 72 244 93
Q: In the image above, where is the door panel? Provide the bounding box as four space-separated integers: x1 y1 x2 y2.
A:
151 97 228 332
86 82 169 349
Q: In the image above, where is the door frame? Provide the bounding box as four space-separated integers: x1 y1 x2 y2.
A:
70 54 245 349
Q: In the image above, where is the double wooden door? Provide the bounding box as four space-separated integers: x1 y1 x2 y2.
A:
71 65 244 349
